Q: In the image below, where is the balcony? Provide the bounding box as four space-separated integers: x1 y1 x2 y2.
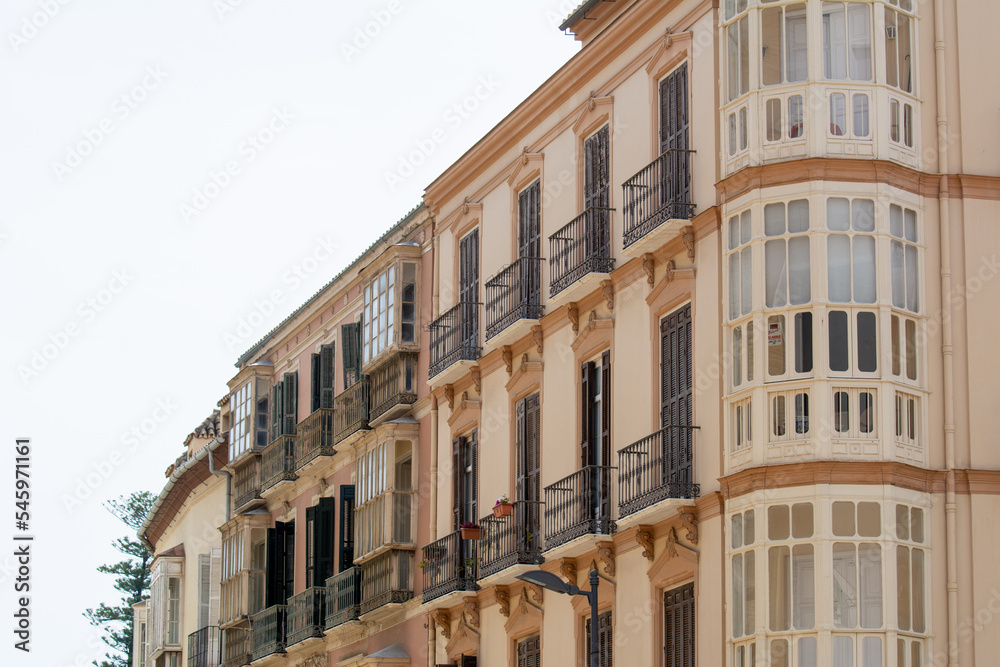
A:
250 605 286 661
260 434 296 493
622 149 695 256
420 531 479 602
325 566 362 629
355 490 414 561
295 408 335 471
478 501 544 580
286 587 326 646
232 457 262 513
548 207 615 304
543 466 616 552
360 549 414 614
187 626 220 667
334 377 370 444
222 626 251 667
428 302 481 384
618 426 698 520
368 351 418 424
484 256 544 344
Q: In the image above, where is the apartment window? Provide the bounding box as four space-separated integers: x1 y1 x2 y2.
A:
894 391 919 446
761 3 807 86
269 372 298 441
890 98 914 148
733 397 753 451
827 197 876 304
833 387 876 437
265 521 295 607
166 577 180 645
767 312 813 376
305 497 336 588
362 261 418 365
829 92 870 138
828 310 878 373
770 389 810 440
581 351 611 468
765 95 805 142
732 321 755 388
728 106 749 155
584 610 613 667
731 510 756 639
358 443 387 505
665 583 695 667
765 200 810 308
452 430 478 529
309 344 335 412
138 622 147 667
339 485 356 571
727 210 753 320
822 2 872 81
726 4 750 101
891 315 918 381
341 321 362 389
890 204 919 312
230 378 270 457
517 635 540 667
884 5 914 92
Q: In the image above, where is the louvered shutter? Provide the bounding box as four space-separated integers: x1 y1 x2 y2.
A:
265 527 280 607
517 181 541 305
581 363 592 468
585 611 614 667
320 344 335 409
281 521 295 604
524 394 541 552
585 125 610 210
661 305 693 486
469 429 478 523
314 496 336 584
283 372 298 435
517 634 540 667
341 322 362 389
271 381 283 442
601 350 612 467
515 399 526 499
460 656 477 667
305 507 316 587
452 436 462 531
660 63 690 211
310 353 321 413
664 582 695 667
209 547 221 630
338 485 355 571
198 554 211 629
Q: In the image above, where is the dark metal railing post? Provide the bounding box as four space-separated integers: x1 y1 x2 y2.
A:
622 149 695 248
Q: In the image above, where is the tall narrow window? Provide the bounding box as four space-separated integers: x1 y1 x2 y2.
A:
827 198 876 304
664 583 695 667
764 200 810 307
727 12 750 101
885 6 914 92
310 343 335 413
823 2 872 81
516 393 542 553
728 210 753 319
585 610 614 667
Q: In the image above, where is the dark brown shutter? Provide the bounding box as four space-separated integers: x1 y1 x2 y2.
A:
517 635 540 667
320 344 335 409
310 353 321 413
314 496 336 585
664 582 695 667
518 180 541 307
581 363 592 468
452 436 462 531
459 229 480 304
661 305 693 486
469 428 479 523
515 398 526 499
660 63 690 210
271 380 283 442
338 485 355 572
283 372 298 435
601 350 612 467
585 611 614 667
341 322 362 389
585 125 610 210
265 526 279 607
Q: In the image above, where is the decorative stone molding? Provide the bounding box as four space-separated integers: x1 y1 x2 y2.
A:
525 582 543 605
494 585 511 617
470 366 481 394
463 598 480 628
635 526 654 561
317 478 329 493
678 507 698 544
502 346 513 376
444 384 455 410
302 655 326 667
282 501 292 514
567 302 580 332
665 527 679 560
435 609 451 639
531 325 544 355
663 259 676 285
681 225 695 262
600 279 614 310
596 541 615 577
559 559 577 584
642 253 655 287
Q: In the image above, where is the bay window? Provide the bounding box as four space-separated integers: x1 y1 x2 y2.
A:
822 2 872 81
229 377 270 460
728 210 753 320
762 3 807 86
361 249 420 368
884 4 914 93
726 3 750 101
765 200 810 308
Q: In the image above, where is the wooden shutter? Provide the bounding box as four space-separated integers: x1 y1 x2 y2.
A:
314 497 336 585
305 506 316 588
452 436 463 531
341 322 362 389
281 522 295 603
265 527 280 606
283 372 298 435
664 582 695 667
310 353 321 413
585 611 614 667
518 180 541 306
661 305 693 486
601 350 612 467
517 635 540 667
468 429 478 524
459 229 480 304
585 125 610 210
198 554 211 628
581 363 592 468
209 547 221 630
460 656 478 667
524 394 541 551
515 399 526 499
320 344 335 409
659 63 690 208
271 380 283 442
338 485 355 571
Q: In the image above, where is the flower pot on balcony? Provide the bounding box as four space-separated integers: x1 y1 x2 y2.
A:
493 502 513 518
460 527 483 540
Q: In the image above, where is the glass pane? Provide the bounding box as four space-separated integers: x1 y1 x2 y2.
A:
853 93 870 137
789 236 811 305
891 316 901 376
745 509 756 544
833 636 854 667
771 639 789 667
742 210 753 244
730 215 740 250
734 327 743 386
728 22 741 101
857 311 878 372
773 394 787 436
729 112 737 155
733 553 744 636
740 106 748 149
904 208 917 242
911 508 924 543
859 543 883 628
862 637 882 667
854 237 877 303
830 310 850 372
799 636 818 667
762 7 783 86
905 244 919 311
891 240 906 308
885 8 899 88
742 247 753 315
834 391 850 432
890 204 903 238
767 98 782 141
830 92 847 136
789 199 809 232
911 642 922 667
793 503 814 537
824 2 847 79
896 504 910 540
859 392 874 433
769 545 791 630
732 514 744 549
789 95 804 138
748 324 755 382
833 543 858 628
730 254 741 320
766 240 788 308
769 315 787 375
890 99 900 143
828 238 852 301
847 2 872 80
746 550 756 635
793 544 815 628
786 5 808 82
897 546 911 631
740 17 750 95
905 319 917 380
898 14 913 92
769 504 790 540
795 392 809 434
795 312 813 373
853 199 875 232
834 502 857 537
765 202 786 236
912 548 925 632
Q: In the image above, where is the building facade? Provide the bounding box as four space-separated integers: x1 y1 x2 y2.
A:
135 1 1000 666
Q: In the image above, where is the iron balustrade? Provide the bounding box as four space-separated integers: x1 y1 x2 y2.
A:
360 549 413 614
543 465 617 550
354 491 415 561
429 301 481 378
368 351 418 422
325 567 362 629
260 434 296 491
187 626 221 667
420 530 478 601
286 587 326 646
549 207 615 297
617 426 699 517
622 149 695 248
295 408 335 469
334 377 370 443
250 605 286 661
222 627 251 667
232 457 261 512
484 256 544 340
478 500 544 578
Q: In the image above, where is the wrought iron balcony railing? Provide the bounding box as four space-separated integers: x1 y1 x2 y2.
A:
622 149 695 248
286 587 326 646
187 626 221 667
478 500 544 578
429 301 481 378
325 566 362 629
360 549 413 614
543 465 616 551
485 256 544 340
354 490 414 561
549 207 615 297
618 426 698 517
222 627 251 667
232 457 261 512
250 605 286 661
260 434 296 492
420 530 478 602
295 408 335 469
368 351 418 422
334 377 370 443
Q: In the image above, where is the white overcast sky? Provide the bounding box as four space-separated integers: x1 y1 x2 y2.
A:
0 1 579 664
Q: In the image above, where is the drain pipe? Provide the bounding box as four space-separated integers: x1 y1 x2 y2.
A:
429 217 440 544
932 1 959 665
207 435 232 522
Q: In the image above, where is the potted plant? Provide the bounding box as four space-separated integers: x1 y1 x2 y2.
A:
493 494 512 518
460 521 483 540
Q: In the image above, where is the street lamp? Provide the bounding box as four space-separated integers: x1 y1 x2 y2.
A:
516 568 600 667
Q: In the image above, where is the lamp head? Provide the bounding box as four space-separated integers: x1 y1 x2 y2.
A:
515 569 579 596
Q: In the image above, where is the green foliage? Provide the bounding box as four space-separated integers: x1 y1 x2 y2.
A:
84 491 155 667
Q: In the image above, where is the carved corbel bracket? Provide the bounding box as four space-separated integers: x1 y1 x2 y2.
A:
678 506 699 544
470 366 481 394
502 346 513 376
444 384 455 410
495 585 511 617
665 527 679 560
642 253 656 287
681 225 695 262
663 259 676 285
435 609 451 639
559 559 578 584
463 599 480 628
596 541 616 577
531 325 544 355
567 302 580 332
525 582 543 605
600 279 615 310
636 525 654 561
